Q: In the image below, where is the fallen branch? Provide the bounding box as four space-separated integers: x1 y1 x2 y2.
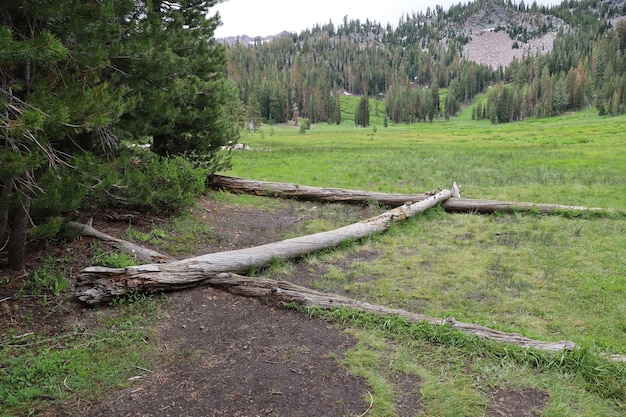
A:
67 221 174 263
76 189 452 304
209 273 575 352
210 175 611 215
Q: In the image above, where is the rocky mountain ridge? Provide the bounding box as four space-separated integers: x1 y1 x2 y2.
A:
218 0 625 68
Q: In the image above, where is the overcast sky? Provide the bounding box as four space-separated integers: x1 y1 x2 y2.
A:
213 0 562 38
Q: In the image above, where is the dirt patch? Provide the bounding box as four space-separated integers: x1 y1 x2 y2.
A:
1 195 552 416
86 288 369 417
486 388 551 417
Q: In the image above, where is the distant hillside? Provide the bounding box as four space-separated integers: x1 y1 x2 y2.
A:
219 0 625 68
221 0 626 125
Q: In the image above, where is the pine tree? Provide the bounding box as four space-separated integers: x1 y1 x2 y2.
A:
114 0 236 168
355 96 370 127
246 94 263 131
1 0 235 269
1 1 136 269
430 78 440 116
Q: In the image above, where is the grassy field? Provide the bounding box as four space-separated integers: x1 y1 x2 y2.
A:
230 98 626 210
220 99 626 416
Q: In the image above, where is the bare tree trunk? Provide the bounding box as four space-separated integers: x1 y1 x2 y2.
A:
67 221 174 263
76 190 452 304
0 180 11 247
441 198 610 214
7 195 30 270
210 175 611 214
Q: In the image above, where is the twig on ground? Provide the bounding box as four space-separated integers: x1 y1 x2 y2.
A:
133 365 154 373
358 391 374 417
63 376 73 392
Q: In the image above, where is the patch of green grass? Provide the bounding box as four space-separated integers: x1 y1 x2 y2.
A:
158 214 213 255
208 189 286 210
0 295 161 416
91 245 138 268
124 212 214 256
19 262 69 299
224 111 626 209
125 226 152 242
295 305 626 415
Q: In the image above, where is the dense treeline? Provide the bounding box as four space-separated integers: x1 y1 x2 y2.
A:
224 0 626 126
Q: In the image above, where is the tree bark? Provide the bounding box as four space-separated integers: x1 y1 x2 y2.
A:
441 198 610 214
76 189 452 304
7 195 31 270
209 175 611 214
67 221 174 263
0 180 11 247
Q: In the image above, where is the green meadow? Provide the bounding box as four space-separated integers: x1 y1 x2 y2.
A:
228 96 626 209
219 96 626 416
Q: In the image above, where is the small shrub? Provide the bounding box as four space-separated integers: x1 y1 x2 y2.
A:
92 251 137 268
71 151 206 214
121 154 206 212
19 266 69 298
27 216 64 240
299 118 311 134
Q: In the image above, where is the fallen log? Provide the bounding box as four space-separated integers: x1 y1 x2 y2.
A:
210 175 611 214
209 272 575 352
442 198 610 214
67 221 174 263
216 273 626 362
76 189 452 304
209 174 435 206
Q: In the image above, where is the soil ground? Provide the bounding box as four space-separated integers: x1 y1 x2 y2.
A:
1 194 550 416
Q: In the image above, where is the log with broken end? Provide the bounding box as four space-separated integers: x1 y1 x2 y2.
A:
210 175 612 215
76 189 452 304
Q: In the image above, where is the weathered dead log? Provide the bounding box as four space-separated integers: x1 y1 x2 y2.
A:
67 221 174 263
209 174 435 206
210 175 611 214
209 272 575 352
218 273 626 362
442 198 609 214
76 189 452 304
